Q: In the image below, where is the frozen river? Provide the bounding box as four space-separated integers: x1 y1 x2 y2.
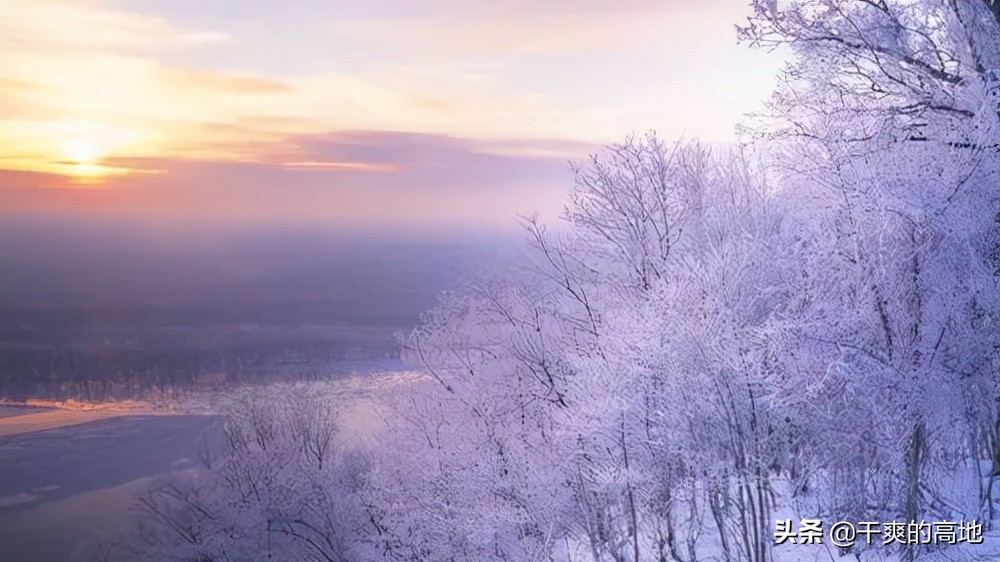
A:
0 414 218 561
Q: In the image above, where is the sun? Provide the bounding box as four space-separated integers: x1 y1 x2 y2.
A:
59 138 115 182
62 138 103 165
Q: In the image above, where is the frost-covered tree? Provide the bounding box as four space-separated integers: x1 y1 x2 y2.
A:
739 0 1000 145
382 137 816 561
383 3 1000 560
127 386 372 562
740 1 1000 559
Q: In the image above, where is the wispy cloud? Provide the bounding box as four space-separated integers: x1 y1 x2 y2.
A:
1 131 575 229
0 0 231 51
279 161 401 172
0 0 601 180
0 0 781 228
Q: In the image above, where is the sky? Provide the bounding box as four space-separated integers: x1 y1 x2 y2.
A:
0 0 783 232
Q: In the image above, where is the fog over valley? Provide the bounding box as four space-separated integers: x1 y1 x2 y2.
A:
0 216 517 398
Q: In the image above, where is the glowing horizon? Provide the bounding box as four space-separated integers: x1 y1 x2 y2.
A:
0 0 782 226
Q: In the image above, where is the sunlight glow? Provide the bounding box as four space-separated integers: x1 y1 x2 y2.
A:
54 137 129 183
61 138 102 165
0 120 147 182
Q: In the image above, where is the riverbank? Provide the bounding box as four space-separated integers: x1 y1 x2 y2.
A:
0 400 157 437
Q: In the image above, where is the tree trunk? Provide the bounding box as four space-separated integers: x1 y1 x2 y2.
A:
903 421 926 562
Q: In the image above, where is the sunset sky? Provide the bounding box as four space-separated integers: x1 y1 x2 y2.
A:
1 0 782 231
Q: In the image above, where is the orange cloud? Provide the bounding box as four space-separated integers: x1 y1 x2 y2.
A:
280 161 402 172
0 0 781 188
160 69 294 95
0 131 576 230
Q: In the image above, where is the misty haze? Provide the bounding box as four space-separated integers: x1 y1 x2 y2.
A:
0 217 516 397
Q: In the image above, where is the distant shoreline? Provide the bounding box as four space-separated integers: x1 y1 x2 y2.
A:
0 402 165 438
